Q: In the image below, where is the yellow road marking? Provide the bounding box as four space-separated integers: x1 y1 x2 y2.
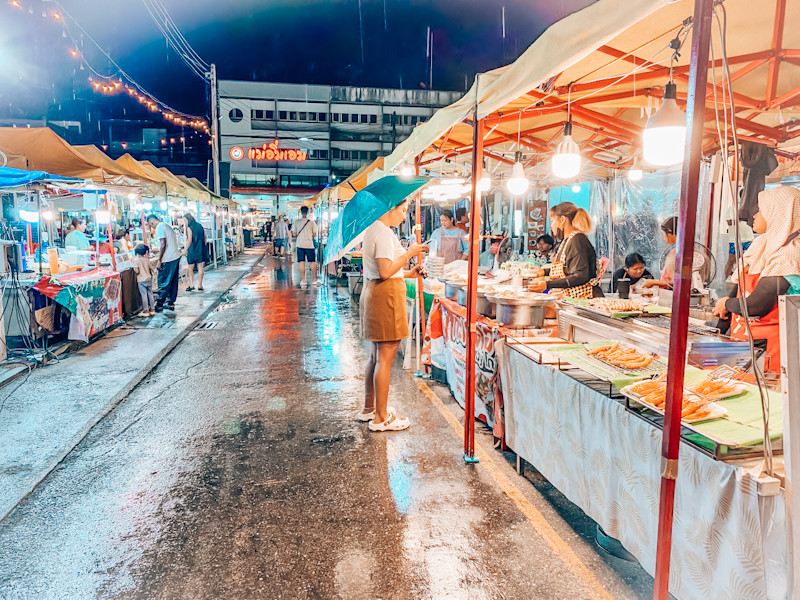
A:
416 378 616 600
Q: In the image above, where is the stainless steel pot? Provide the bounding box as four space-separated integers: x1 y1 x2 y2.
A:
496 303 546 328
347 272 363 295
477 295 496 319
444 281 461 301
456 286 467 306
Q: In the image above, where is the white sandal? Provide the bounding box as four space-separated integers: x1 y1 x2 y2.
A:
356 406 395 422
368 413 410 432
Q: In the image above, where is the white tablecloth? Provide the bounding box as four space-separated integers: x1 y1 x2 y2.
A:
497 342 787 600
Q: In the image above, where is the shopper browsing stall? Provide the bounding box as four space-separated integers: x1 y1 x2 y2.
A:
529 202 603 298
132 244 156 317
293 206 321 287
358 200 427 432
183 213 208 292
428 209 468 264
147 214 181 313
479 236 503 268
712 186 800 373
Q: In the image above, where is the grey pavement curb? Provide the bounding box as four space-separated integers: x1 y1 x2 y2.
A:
0 250 268 525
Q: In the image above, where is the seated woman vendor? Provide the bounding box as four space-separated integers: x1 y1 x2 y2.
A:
428 209 468 264
612 253 655 292
712 186 800 373
529 202 604 298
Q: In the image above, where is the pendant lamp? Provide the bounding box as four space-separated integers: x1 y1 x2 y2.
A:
399 161 414 178
479 175 491 192
552 122 581 179
628 157 643 181
506 152 529 196
643 82 686 166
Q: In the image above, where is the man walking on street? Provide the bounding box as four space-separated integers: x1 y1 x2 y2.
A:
293 206 320 287
147 214 181 312
273 215 288 258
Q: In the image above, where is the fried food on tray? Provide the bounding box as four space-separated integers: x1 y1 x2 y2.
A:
689 379 743 399
585 342 655 369
586 298 643 312
630 383 713 421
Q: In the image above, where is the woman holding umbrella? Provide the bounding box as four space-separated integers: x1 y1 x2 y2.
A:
358 199 427 431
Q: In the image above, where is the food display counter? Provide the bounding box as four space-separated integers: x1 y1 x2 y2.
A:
491 294 786 600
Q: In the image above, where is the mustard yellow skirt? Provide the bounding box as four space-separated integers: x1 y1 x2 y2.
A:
360 278 409 342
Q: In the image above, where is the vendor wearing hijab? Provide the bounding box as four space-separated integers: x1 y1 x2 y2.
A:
713 187 800 373
529 202 603 298
428 209 468 264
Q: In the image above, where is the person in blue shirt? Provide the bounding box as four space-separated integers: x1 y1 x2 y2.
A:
429 209 468 264
64 218 90 250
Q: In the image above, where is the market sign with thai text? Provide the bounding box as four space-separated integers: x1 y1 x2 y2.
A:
246 140 307 162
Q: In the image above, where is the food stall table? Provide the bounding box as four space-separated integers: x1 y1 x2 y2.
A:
33 268 123 342
497 341 786 600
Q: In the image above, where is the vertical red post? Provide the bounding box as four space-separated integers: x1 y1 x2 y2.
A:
653 0 714 597
464 110 484 462
415 156 426 342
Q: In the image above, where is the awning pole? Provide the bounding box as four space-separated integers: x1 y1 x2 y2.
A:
414 156 426 377
653 0 713 597
464 105 484 464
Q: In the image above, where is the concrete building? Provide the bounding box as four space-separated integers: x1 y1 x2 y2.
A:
219 81 462 214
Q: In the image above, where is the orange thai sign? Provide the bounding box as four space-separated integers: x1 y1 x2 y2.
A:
248 140 307 162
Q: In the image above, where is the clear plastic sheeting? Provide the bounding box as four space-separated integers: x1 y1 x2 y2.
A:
614 168 682 279
589 179 610 265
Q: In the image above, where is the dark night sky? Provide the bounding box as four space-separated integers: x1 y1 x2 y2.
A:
1 0 597 122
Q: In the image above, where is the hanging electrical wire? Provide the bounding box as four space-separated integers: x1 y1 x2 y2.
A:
141 0 209 80
41 0 209 133
711 2 773 477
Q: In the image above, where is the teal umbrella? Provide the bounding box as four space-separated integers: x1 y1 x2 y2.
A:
323 175 430 264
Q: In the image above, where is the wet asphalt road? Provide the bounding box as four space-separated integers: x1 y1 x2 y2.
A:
0 256 654 600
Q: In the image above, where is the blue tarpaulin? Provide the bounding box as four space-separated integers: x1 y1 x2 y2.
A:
0 166 81 190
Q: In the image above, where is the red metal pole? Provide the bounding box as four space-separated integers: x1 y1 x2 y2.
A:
414 157 426 342
653 0 713 597
464 110 484 463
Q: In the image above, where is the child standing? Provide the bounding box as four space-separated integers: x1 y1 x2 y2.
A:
133 244 156 317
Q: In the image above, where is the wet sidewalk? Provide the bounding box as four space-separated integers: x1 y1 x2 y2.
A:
0 255 654 599
0 247 268 522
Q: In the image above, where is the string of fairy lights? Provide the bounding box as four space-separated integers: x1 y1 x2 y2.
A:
6 0 210 137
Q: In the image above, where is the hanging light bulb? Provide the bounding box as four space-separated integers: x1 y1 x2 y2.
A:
41 210 54 221
399 161 414 178
628 157 643 181
479 175 491 192
552 122 581 179
572 184 581 193
643 82 686 166
18 205 39 223
506 152 529 196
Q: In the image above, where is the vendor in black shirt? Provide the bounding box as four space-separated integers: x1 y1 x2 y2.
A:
612 253 655 292
530 202 604 298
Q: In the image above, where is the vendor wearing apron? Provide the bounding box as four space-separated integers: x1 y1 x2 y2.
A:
529 202 603 299
429 209 468 264
713 187 800 373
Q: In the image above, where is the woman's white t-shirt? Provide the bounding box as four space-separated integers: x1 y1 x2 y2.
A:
362 221 405 280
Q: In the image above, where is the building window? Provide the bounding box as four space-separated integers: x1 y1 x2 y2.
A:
280 175 289 187
266 110 274 119
309 112 317 121
332 113 339 122
382 114 391 125
279 110 287 120
229 108 243 123
341 150 350 159
351 114 358 123
341 114 349 123
370 114 377 124
360 114 368 124
251 109 263 119
299 112 307 120
290 111 298 120
319 149 328 159
404 115 410 125
319 113 327 122
332 148 341 159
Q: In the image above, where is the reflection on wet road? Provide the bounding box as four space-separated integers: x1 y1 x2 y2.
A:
0 257 651 599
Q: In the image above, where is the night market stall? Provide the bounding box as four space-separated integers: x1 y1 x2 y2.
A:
369 0 800 598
